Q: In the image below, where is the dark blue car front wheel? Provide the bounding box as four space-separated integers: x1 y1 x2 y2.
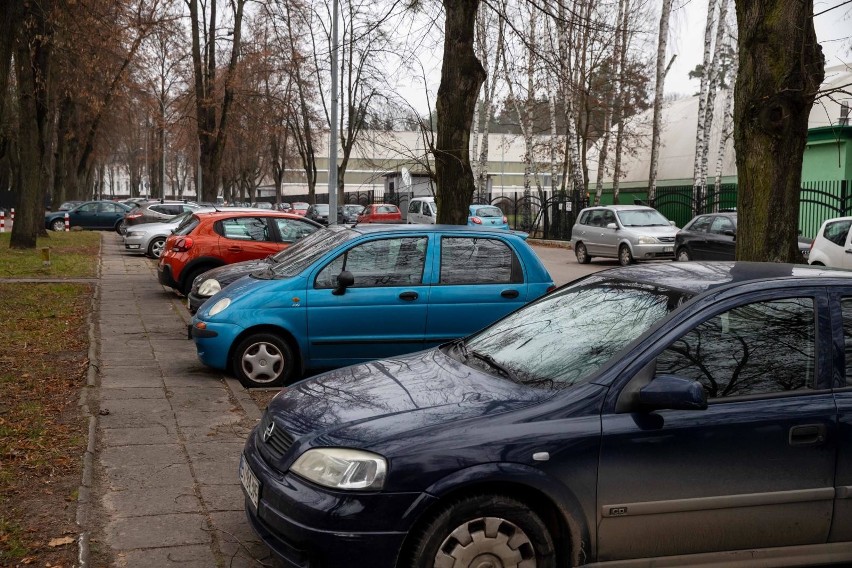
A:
232 333 296 389
408 494 557 568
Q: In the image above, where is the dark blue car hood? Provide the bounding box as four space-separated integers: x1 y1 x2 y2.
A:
267 348 553 451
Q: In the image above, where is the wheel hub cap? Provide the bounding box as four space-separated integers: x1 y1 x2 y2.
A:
435 516 536 568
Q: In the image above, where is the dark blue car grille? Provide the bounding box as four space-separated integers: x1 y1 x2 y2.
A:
258 412 294 457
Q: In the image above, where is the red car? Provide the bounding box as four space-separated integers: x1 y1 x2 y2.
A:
291 202 310 216
157 210 322 295
357 203 403 223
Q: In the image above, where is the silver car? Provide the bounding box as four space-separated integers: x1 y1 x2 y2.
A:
571 205 679 265
123 208 214 258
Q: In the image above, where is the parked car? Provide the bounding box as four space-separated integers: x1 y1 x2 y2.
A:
290 202 310 216
123 208 214 258
305 203 330 224
121 200 202 233
239 261 852 567
252 202 274 210
571 204 679 266
407 196 437 224
339 204 365 224
44 200 132 232
275 202 292 212
676 211 811 261
357 203 403 223
468 203 509 229
157 210 322 295
808 216 852 268
190 224 554 387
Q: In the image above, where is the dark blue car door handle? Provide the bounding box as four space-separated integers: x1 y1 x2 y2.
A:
501 289 520 299
399 291 418 301
788 424 827 447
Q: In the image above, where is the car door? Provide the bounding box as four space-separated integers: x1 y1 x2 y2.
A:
705 215 736 259
599 209 619 258
305 235 431 366
98 202 126 229
682 215 712 259
830 293 852 544
269 217 319 244
578 210 604 255
597 289 836 561
217 216 280 262
425 235 528 344
71 202 100 228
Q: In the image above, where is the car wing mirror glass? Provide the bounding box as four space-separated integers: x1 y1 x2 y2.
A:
332 270 355 296
606 222 618 230
638 374 707 411
723 229 736 238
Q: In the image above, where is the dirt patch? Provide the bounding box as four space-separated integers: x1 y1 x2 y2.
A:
247 389 279 412
0 283 93 568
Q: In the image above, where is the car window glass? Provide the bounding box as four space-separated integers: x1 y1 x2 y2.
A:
578 211 590 225
474 206 503 218
463 278 691 389
823 220 852 247
602 211 617 226
274 218 318 243
424 203 433 215
409 201 421 214
617 209 671 227
689 216 712 232
709 216 735 234
656 298 816 398
78 203 98 213
174 216 200 236
149 205 167 214
221 217 270 241
440 237 518 285
840 298 852 386
99 203 121 213
315 237 427 288
270 226 356 277
377 205 398 214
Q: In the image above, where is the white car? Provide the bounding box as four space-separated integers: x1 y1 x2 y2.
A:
807 216 852 268
407 196 437 224
123 208 214 258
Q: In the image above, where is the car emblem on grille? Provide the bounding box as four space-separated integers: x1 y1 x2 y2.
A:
263 421 275 443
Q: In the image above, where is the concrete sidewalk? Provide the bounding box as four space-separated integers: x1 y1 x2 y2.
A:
88 233 277 567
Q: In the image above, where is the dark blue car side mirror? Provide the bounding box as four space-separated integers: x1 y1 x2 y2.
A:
638 374 708 411
332 270 355 296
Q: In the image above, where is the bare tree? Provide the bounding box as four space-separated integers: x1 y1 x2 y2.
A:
647 0 675 204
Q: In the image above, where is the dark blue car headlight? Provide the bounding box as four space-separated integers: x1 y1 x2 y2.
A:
291 448 387 491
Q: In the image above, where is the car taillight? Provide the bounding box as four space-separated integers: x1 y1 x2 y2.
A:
471 216 482 224
126 211 143 219
172 237 193 252
546 284 557 293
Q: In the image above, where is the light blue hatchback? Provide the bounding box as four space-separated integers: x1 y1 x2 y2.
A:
190 224 553 387
468 204 510 229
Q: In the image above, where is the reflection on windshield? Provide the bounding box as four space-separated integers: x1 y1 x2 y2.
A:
617 209 671 227
267 226 357 278
461 277 691 389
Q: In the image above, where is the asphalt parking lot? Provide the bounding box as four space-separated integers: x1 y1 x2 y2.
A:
86 233 615 566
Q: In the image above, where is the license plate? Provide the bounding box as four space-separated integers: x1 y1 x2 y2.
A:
239 454 260 511
663 246 673 253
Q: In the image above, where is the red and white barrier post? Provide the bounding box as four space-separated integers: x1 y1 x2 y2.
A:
64 213 70 231
0 210 5 233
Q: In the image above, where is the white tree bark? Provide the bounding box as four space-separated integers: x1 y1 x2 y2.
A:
556 0 586 205
648 0 675 204
594 0 626 206
713 41 737 205
699 0 730 207
476 9 504 200
692 0 718 214
611 0 630 205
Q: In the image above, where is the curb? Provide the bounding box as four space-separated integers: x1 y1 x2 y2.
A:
76 236 102 567
529 238 572 250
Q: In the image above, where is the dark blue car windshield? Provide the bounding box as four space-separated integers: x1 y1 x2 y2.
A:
459 277 692 389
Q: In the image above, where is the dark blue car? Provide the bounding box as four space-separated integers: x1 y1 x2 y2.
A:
240 262 852 567
45 200 131 232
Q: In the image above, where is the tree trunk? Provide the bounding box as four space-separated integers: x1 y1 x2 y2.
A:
692 0 718 214
11 0 54 249
611 0 630 205
699 0 730 206
734 0 824 262
648 0 675 204
713 43 737 201
435 0 485 225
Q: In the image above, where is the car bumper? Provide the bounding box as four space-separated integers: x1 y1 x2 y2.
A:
157 263 179 290
123 234 146 251
186 292 210 314
242 434 431 568
191 319 243 370
632 243 675 260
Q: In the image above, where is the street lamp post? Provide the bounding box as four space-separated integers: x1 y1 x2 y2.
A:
327 0 339 225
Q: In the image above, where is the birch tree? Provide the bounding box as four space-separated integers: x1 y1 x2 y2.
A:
698 0 730 208
610 0 631 205
713 40 737 202
648 0 675 204
692 0 718 214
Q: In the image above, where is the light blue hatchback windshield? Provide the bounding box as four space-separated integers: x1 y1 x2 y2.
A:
460 277 691 389
267 226 358 278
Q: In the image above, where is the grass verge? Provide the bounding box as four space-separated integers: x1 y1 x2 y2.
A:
0 232 98 567
0 231 100 278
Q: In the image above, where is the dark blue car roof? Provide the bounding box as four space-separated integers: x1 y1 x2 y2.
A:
592 261 852 295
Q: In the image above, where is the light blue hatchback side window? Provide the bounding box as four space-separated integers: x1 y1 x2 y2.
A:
315 237 427 288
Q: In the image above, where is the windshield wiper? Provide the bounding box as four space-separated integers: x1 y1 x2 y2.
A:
470 350 518 383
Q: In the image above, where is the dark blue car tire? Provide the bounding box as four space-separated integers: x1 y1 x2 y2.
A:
232 333 296 389
408 494 557 568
